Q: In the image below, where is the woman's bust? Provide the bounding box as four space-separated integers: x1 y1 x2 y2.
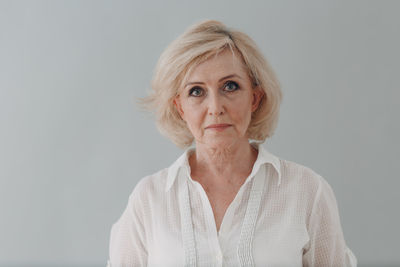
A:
107 20 357 267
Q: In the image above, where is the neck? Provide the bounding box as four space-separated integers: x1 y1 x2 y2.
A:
189 139 258 187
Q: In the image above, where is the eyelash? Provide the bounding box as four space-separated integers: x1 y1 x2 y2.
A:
188 81 240 97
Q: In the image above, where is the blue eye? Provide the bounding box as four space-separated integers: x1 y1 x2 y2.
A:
189 87 204 97
224 81 239 92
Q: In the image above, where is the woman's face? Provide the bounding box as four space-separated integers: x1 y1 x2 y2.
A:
174 49 264 148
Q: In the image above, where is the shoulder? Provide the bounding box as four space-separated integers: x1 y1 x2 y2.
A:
276 158 341 221
278 158 333 199
128 168 169 201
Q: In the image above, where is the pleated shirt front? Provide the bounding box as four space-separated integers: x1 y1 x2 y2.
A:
108 143 357 267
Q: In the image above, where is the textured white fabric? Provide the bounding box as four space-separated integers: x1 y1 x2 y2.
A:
108 143 357 266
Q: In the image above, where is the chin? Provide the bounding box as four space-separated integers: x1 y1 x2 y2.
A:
201 136 240 149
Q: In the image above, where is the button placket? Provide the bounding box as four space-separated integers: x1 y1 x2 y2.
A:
192 180 225 266
216 248 223 266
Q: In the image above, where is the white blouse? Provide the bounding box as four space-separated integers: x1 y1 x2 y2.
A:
107 143 357 266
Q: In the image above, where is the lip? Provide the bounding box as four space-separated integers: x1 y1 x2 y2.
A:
205 123 232 130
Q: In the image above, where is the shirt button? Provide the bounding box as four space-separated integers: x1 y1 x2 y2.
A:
216 251 223 263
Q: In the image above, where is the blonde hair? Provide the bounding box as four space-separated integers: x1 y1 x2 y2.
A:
141 20 282 148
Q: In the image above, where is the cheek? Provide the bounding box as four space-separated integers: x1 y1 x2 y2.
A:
230 99 253 124
182 103 206 130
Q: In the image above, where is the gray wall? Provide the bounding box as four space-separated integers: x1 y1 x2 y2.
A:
1 0 399 266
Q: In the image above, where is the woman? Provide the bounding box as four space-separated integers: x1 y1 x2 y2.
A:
107 20 357 266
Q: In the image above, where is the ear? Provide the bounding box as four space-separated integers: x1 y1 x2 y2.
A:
251 87 264 112
173 95 185 119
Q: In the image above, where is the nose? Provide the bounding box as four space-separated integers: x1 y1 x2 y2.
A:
207 92 225 116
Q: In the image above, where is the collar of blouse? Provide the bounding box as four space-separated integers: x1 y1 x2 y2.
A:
165 142 282 192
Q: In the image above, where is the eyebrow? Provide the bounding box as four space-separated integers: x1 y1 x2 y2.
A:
184 74 242 87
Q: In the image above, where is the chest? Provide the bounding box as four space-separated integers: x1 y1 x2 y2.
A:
147 185 309 267
203 186 240 232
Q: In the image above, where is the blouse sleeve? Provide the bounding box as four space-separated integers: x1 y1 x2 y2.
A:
302 177 357 267
108 185 148 267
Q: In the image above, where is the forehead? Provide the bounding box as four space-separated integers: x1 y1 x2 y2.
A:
185 49 248 83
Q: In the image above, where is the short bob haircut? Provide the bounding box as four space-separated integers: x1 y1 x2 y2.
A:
142 20 282 148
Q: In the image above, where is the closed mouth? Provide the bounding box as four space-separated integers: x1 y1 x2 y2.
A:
205 124 232 129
